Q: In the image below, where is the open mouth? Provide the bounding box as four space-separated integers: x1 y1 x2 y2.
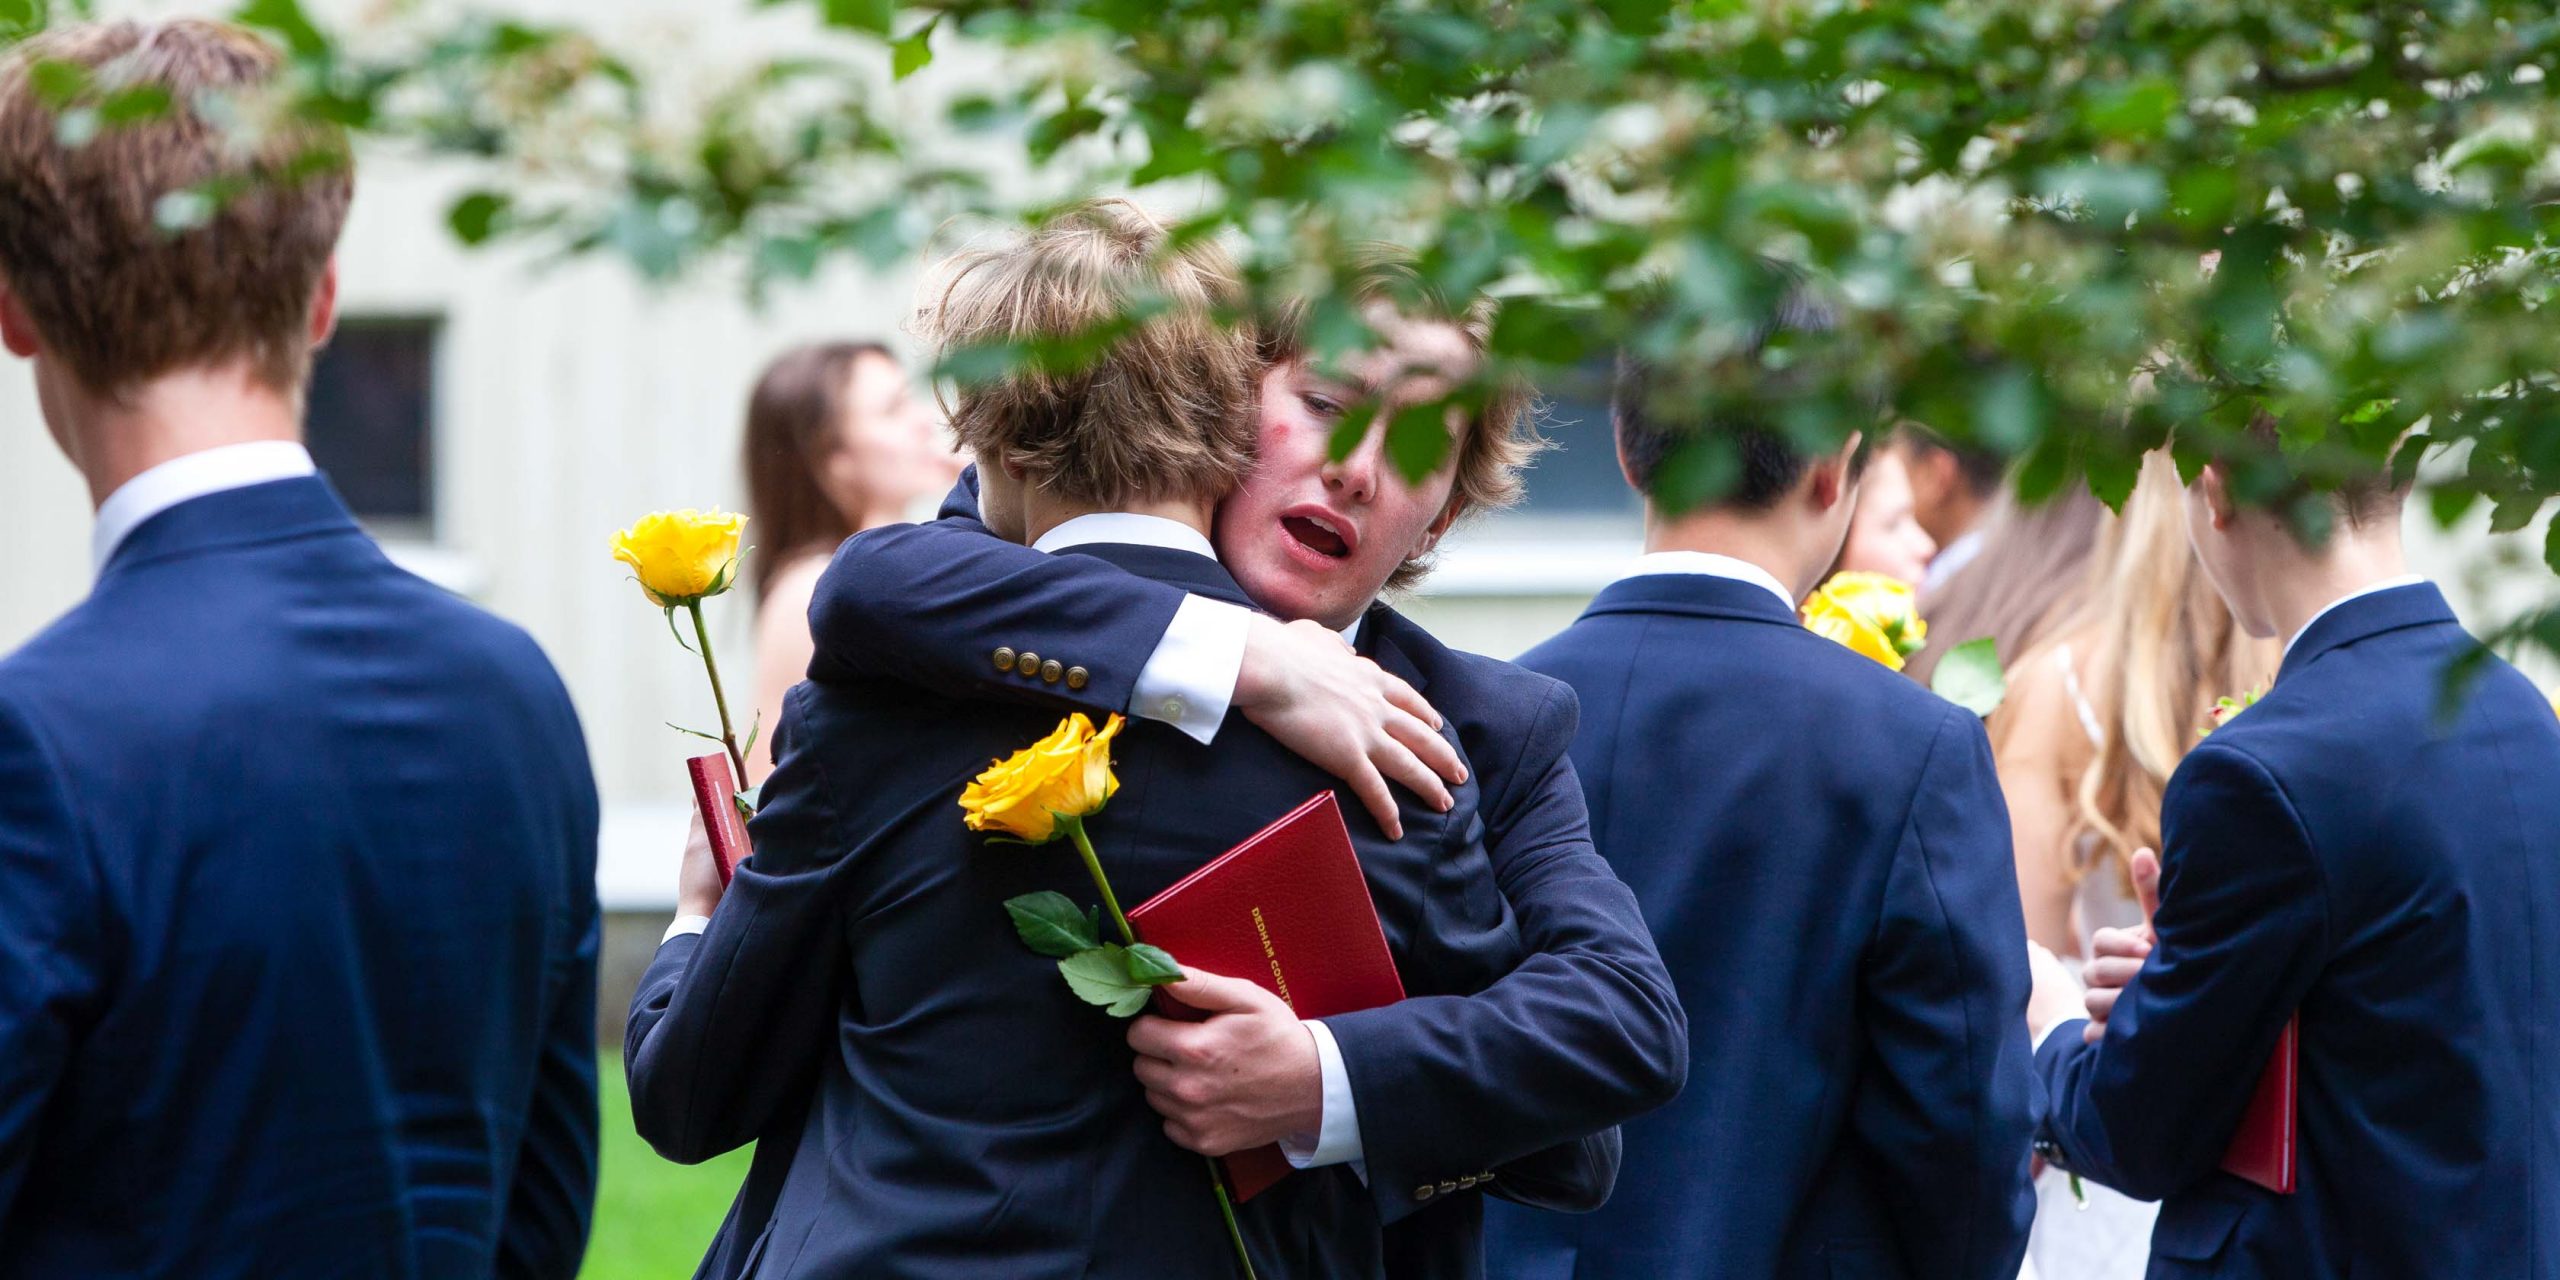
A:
1281 513 1354 560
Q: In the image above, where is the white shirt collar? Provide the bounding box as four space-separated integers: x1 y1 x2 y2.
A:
2282 574 2430 662
90 441 317 577
1617 550 1796 611
1031 512 1219 560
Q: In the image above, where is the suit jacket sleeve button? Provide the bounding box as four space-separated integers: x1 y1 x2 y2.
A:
1016 651 1041 677
1065 665 1090 691
1414 1184 1435 1201
1040 659 1063 684
1436 1180 1457 1195
992 646 1017 672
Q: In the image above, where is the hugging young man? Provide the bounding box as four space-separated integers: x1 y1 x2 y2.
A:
628 205 1682 1279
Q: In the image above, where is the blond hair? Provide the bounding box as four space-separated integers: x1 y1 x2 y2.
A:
1258 248 1544 590
2051 452 2278 885
0 20 351 397
917 200 1258 509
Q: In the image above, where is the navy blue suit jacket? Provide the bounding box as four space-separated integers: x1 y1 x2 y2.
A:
2036 583 2560 1278
0 477 601 1278
1486 572 2037 1280
627 538 1682 1279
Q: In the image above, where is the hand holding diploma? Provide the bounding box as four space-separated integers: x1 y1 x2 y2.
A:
1128 969 1324 1158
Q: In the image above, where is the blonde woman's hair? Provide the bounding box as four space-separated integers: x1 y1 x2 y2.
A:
917 199 1259 508
2058 451 2278 887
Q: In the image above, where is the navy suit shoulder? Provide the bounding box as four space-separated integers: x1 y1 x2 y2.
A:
0 477 600 1280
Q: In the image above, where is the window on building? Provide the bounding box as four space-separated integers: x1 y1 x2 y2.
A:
304 317 438 540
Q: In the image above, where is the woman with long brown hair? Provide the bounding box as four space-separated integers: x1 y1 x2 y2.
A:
1989 450 2280 1280
742 341 961 780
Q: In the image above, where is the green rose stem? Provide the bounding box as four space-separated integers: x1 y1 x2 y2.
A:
686 598 750 793
1058 813 1259 1280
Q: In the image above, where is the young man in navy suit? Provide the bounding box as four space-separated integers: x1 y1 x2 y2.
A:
711 261 1689 1277
626 206 1682 1278
0 21 600 1279
1482 327 2039 1278
2035 437 2560 1277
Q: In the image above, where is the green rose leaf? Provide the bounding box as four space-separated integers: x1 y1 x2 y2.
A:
1124 942 1185 987
1059 944 1153 1018
1932 636 2007 718
1006 891 1102 959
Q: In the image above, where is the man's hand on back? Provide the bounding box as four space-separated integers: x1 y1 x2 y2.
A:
1234 614 1464 840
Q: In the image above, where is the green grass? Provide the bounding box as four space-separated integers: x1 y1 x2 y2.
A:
583 1053 754 1280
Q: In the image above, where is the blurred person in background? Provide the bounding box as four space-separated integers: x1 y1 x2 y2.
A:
1901 488 2108 687
1986 451 2277 1280
1899 428 2009 594
740 341 961 779
1826 438 1938 584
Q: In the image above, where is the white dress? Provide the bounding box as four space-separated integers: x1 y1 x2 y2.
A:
2022 647 2160 1280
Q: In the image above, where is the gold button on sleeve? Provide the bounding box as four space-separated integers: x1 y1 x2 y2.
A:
1414 1184 1436 1201
992 646 1016 672
1065 665 1089 691
1016 651 1041 677
1040 659 1063 684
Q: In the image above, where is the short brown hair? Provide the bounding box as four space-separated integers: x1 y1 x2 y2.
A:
2238 408 2410 538
917 200 1257 509
1260 249 1545 590
0 19 352 397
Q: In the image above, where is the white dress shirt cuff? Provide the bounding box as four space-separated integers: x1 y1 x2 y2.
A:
662 915 711 945
1129 594 1250 745
1278 1018 1365 1171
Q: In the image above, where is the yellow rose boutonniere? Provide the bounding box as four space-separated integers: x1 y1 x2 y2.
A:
964 713 1257 1278
1803 570 1928 671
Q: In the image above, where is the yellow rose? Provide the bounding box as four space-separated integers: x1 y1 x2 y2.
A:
1802 570 1928 671
960 713 1125 844
611 509 748 608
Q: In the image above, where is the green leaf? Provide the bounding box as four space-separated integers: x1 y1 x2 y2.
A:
2545 512 2560 577
813 0 894 35
1058 944 1153 1017
98 84 171 125
231 0 329 58
1005 891 1102 958
2488 493 2544 535
891 17 936 81
1124 942 1184 986
446 191 509 245
1930 637 2007 718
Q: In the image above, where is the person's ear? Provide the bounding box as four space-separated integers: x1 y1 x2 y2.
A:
1414 493 1468 558
306 259 340 349
0 277 40 359
1807 431 1863 511
2199 461 2238 531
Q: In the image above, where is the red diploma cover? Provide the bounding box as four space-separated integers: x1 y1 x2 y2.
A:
1127 792 1407 1202
686 753 752 887
2219 1015 2299 1193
